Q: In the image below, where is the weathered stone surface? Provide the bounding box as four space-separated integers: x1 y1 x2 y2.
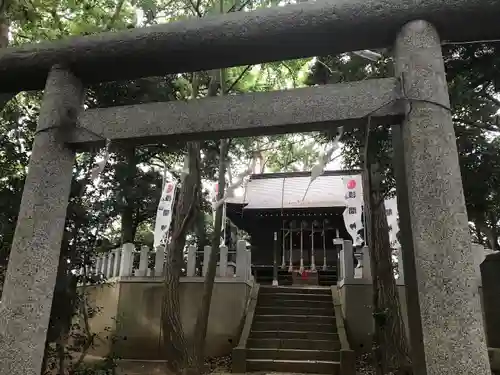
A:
391 123 427 374
480 252 500 348
394 20 491 375
2 0 500 91
0 66 83 375
71 78 402 149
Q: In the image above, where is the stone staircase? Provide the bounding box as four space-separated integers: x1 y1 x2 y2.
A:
252 267 338 286
234 285 353 374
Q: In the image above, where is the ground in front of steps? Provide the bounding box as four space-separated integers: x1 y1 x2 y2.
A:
115 353 378 375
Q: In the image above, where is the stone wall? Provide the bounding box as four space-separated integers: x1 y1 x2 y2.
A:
336 240 499 372
82 277 252 360
337 283 408 352
481 252 500 348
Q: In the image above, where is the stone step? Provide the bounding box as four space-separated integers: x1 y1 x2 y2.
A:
246 358 340 374
318 280 337 287
318 274 338 279
247 338 341 351
254 314 335 324
259 286 332 295
250 330 339 341
318 278 337 282
253 321 336 332
257 298 332 308
318 271 337 276
246 348 341 362
259 292 331 301
116 360 166 375
256 305 334 316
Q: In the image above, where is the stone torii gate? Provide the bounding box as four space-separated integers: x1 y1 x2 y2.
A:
0 1 498 375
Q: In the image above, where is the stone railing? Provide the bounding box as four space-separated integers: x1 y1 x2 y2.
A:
472 243 497 287
337 240 388 285
81 239 252 282
338 240 494 286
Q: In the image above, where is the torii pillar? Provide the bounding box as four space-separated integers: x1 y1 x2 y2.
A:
394 20 491 375
0 66 83 375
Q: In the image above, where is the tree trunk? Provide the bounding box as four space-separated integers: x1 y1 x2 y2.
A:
161 142 201 374
362 162 412 375
195 188 207 252
121 205 135 243
0 13 13 112
187 139 229 373
120 146 136 244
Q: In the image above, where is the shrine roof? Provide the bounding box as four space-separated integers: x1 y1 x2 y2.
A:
226 169 362 210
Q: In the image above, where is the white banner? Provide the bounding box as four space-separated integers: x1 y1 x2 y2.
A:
342 175 364 246
385 196 401 249
153 181 177 248
341 176 400 249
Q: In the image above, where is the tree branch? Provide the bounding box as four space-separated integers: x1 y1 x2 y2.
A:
225 65 251 94
107 0 127 30
480 92 500 108
50 8 65 34
188 0 203 17
281 62 297 86
227 0 253 13
456 118 500 132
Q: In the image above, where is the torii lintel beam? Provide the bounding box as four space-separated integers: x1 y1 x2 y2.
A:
69 78 403 149
1 0 500 92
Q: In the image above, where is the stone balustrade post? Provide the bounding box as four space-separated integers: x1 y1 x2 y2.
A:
219 245 228 277
236 240 247 278
90 259 96 277
113 248 121 278
472 243 485 287
120 243 134 277
95 256 103 276
362 246 372 283
203 245 211 277
342 240 355 283
154 245 165 276
137 245 149 277
100 254 108 278
84 265 91 283
339 248 345 281
106 252 114 279
246 249 253 281
186 245 196 277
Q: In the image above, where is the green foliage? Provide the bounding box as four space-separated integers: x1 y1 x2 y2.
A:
4 0 500 371
9 0 136 44
305 46 500 248
72 358 117 375
0 95 38 267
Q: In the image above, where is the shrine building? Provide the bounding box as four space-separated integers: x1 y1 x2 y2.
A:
225 170 365 286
